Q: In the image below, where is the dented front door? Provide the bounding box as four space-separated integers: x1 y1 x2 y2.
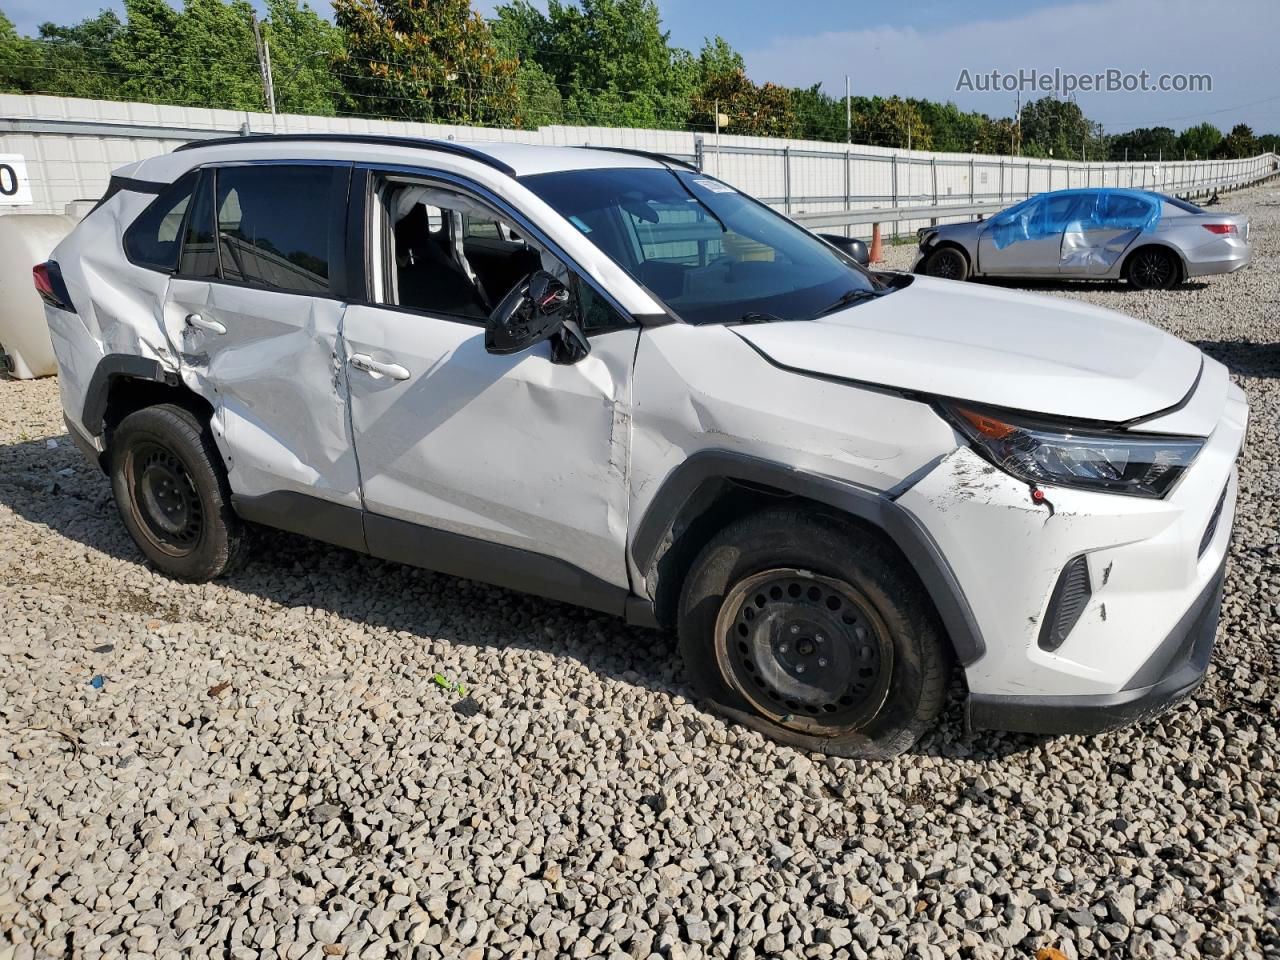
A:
341 304 638 589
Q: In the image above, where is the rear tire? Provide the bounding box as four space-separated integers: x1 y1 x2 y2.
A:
109 404 246 582
677 506 950 758
921 246 969 281
1126 247 1180 290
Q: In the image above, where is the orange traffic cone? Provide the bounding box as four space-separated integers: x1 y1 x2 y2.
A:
869 222 883 264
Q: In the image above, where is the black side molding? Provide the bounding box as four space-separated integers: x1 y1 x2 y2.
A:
366 513 629 617
630 450 987 665
231 491 368 554
230 489 632 618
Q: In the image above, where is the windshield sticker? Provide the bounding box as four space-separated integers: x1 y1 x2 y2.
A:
568 215 592 234
693 178 735 194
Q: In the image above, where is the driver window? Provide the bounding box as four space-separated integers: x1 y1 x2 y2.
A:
381 179 631 334
383 181 548 322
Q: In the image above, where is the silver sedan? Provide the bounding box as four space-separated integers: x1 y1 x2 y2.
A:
914 188 1251 289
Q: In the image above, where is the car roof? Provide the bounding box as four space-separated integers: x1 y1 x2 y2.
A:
168 134 677 178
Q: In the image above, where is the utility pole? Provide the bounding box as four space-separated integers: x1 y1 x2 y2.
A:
1013 90 1020 156
845 75 851 144
251 13 276 121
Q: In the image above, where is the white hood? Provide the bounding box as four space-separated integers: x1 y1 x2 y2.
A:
733 275 1202 424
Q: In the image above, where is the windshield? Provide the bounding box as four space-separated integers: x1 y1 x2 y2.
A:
521 167 877 324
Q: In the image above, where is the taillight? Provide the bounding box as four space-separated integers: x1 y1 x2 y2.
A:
1201 223 1238 235
33 261 75 312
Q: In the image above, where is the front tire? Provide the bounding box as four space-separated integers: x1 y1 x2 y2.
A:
109 404 246 582
921 246 970 281
677 507 950 758
1126 247 1180 290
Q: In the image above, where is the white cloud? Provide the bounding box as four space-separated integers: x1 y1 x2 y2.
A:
742 0 1280 131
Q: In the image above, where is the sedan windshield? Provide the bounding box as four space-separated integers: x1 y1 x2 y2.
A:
522 167 879 325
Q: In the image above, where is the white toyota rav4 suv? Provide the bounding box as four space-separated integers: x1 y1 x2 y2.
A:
39 135 1247 757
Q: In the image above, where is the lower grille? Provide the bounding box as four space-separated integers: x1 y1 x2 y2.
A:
1039 555 1092 652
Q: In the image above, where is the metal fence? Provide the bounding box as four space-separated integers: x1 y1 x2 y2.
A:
2 94 1277 239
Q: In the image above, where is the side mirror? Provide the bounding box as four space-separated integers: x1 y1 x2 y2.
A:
485 270 570 355
818 233 870 266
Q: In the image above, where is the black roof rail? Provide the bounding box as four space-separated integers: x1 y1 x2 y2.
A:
580 145 700 172
173 133 517 177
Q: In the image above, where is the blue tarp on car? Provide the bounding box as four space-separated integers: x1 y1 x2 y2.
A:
989 188 1162 251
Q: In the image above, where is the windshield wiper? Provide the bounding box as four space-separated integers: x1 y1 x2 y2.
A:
812 288 885 318
735 311 789 324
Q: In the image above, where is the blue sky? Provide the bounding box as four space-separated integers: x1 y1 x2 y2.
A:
9 0 1279 133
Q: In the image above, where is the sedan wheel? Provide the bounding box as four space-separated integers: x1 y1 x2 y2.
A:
923 247 969 281
1127 248 1179 290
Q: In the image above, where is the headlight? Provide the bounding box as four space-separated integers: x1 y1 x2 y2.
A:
943 403 1204 498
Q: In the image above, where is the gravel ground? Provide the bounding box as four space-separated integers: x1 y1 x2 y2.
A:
2 183 1278 960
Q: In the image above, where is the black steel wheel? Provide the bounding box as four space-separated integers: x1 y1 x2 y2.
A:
922 246 969 281
109 403 246 581
677 506 951 758
715 569 894 734
1126 247 1179 290
126 441 204 555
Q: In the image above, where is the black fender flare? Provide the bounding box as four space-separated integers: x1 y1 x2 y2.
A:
629 450 986 666
81 353 180 437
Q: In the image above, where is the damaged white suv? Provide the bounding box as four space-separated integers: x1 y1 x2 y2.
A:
41 135 1247 756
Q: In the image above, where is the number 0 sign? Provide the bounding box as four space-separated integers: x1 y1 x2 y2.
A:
0 155 33 205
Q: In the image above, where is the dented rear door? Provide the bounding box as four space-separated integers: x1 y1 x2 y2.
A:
164 162 361 508
341 304 638 590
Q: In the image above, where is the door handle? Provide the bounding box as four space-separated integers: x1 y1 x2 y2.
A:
349 353 410 381
185 312 226 335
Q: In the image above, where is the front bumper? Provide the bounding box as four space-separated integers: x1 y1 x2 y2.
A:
967 557 1224 734
894 366 1246 735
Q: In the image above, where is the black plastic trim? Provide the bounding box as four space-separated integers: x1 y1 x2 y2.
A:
81 354 176 437
231 491 368 553
174 134 518 178
969 558 1226 735
630 450 987 665
1037 554 1092 652
229 491 632 616
365 513 629 616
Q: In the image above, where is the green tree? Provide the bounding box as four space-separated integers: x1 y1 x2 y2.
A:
1214 122 1257 159
1018 96 1103 159
1176 122 1222 160
690 37 795 137
0 11 43 93
1107 125 1177 161
113 0 263 110
865 96 931 150
492 0 694 128
263 0 343 116
335 0 519 124
31 11 125 99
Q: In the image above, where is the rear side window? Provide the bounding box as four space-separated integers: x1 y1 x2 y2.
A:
179 164 345 294
123 172 196 271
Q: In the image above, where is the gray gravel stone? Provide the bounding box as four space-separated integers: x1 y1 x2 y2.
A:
1 182 1278 960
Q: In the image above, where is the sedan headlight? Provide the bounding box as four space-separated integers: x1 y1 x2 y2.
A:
943 403 1204 498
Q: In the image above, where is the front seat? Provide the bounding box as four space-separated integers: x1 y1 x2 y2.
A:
395 204 489 319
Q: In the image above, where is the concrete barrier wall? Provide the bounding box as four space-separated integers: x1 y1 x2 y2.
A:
1 94 1276 237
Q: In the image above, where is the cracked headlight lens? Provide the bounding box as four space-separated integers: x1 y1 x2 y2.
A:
943 403 1204 499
